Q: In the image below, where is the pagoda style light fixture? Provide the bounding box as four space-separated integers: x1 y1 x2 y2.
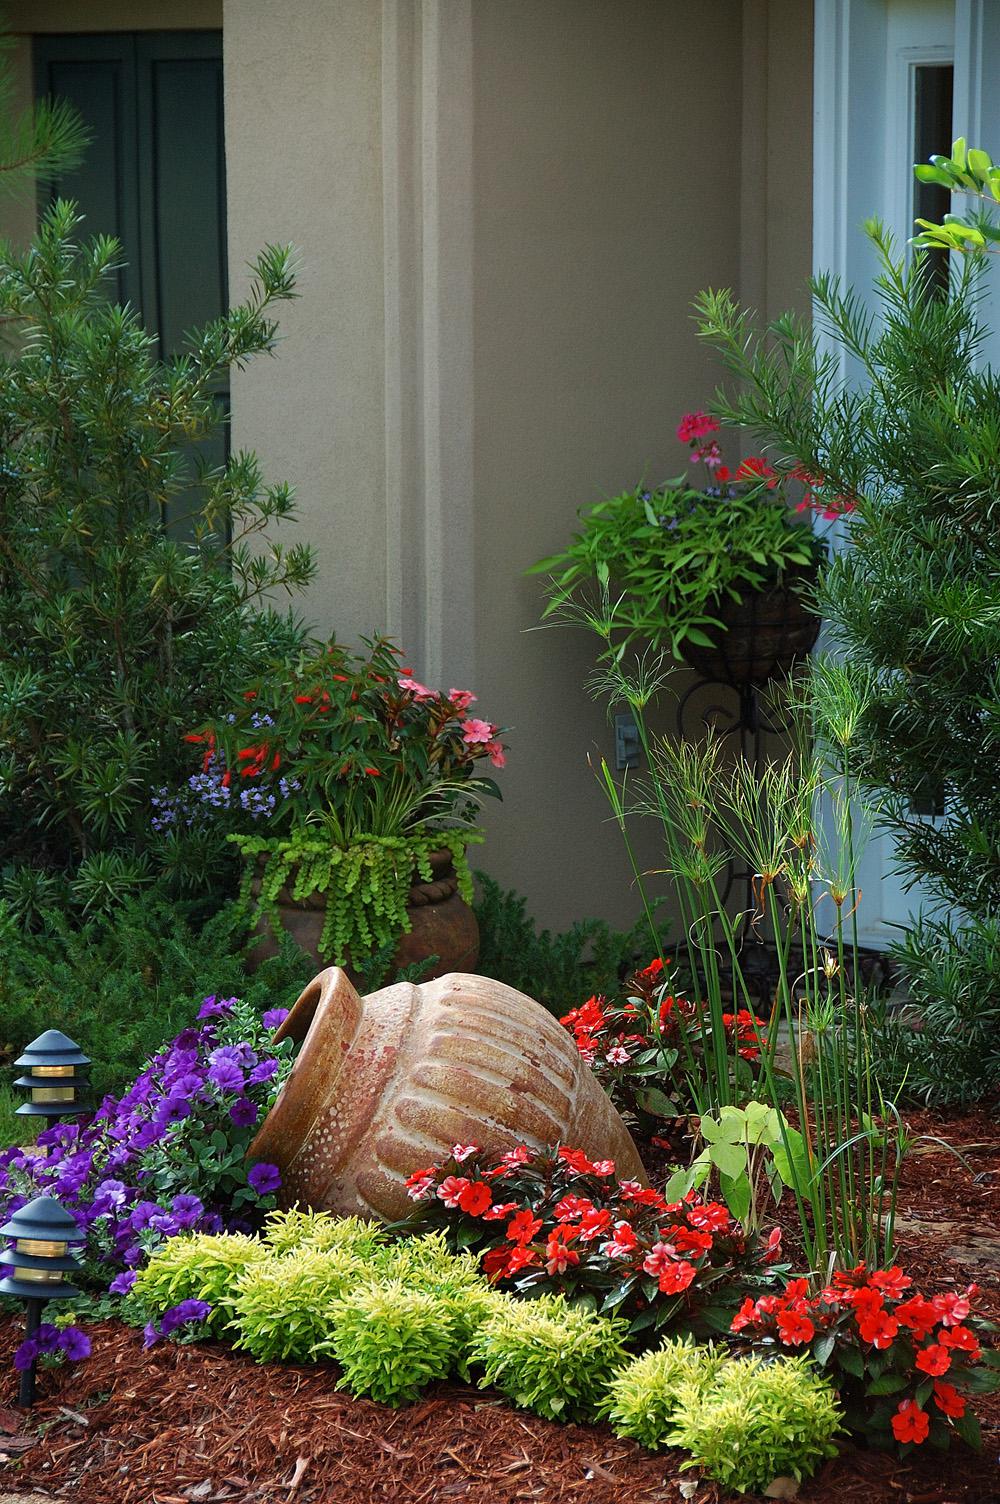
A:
14 1030 91 1122
0 1196 83 1405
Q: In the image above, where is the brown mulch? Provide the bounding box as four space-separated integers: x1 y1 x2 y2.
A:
1 1107 998 1504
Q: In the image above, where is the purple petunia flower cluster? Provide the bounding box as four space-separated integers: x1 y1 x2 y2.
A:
142 1298 213 1348
0 995 294 1293
14 1322 91 1372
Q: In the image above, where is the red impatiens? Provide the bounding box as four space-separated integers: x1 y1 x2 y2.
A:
560 959 767 1130
732 1262 995 1453
401 1141 773 1341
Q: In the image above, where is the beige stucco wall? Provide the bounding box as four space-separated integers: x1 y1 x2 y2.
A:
3 0 813 936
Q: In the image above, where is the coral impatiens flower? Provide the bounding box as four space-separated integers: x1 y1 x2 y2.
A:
869 1266 913 1298
858 1308 899 1349
435 1175 470 1209
939 1324 981 1359
776 1307 816 1346
891 1399 929 1445
461 718 495 745
505 1209 543 1245
915 1342 952 1377
932 1381 967 1419
894 1294 939 1339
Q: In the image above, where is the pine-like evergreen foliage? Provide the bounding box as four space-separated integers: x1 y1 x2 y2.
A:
0 202 314 916
694 215 1000 1102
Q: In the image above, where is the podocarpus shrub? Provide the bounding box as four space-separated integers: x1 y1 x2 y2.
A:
695 159 1000 1105
468 1295 628 1422
0 200 312 917
667 1356 842 1493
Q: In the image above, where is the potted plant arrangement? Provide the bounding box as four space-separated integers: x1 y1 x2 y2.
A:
529 412 847 686
177 636 506 980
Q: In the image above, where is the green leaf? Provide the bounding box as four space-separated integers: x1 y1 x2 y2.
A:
867 1372 909 1395
719 1168 751 1224
952 1409 982 1451
838 1345 865 1379
708 1140 747 1180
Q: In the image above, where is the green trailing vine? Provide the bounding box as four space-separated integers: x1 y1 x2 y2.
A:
235 827 483 966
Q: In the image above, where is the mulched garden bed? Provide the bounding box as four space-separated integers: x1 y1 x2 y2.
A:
1 1105 998 1504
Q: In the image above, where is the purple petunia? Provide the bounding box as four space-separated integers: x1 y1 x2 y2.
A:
262 1008 289 1032
197 995 235 1020
161 1299 212 1335
229 1098 259 1128
207 1058 245 1094
59 1326 92 1361
247 1162 281 1196
248 1058 279 1086
110 1270 137 1296
170 1194 204 1228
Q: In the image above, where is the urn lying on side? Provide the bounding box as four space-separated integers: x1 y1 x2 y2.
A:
249 968 647 1222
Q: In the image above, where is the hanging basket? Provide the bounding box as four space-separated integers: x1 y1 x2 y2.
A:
681 569 821 687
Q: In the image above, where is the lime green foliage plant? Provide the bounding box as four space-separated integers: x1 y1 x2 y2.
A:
667 1355 842 1493
262 1207 386 1259
129 1232 270 1337
229 1249 362 1363
0 200 311 915
601 1336 725 1449
321 1282 462 1406
529 416 822 663
468 1294 628 1422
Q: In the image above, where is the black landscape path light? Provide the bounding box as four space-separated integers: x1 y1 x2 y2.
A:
1 1195 84 1405
14 1029 91 1123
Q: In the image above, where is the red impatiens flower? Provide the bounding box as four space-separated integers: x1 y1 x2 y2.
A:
892 1400 930 1445
600 1220 640 1259
869 1266 912 1298
932 1381 967 1419
457 1181 492 1217
482 1246 512 1281
481 1201 519 1222
895 1294 939 1340
940 1324 981 1359
858 1309 899 1349
731 1297 758 1333
915 1343 952 1377
577 1208 613 1243
849 1285 885 1321
642 1243 675 1278
557 1147 597 1176
687 1202 731 1233
776 1308 815 1346
656 1260 697 1295
505 1210 543 1246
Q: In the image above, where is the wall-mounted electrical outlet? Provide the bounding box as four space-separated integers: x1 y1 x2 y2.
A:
614 711 641 770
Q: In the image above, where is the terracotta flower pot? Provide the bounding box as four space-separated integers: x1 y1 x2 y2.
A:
249 967 647 1221
249 847 479 982
681 569 821 687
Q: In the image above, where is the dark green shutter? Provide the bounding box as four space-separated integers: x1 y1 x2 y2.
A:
34 32 228 535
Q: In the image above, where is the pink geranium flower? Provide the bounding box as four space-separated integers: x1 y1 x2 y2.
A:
677 411 720 443
462 718 494 745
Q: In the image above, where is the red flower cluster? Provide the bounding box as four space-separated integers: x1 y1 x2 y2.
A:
788 462 858 520
403 1141 779 1340
732 1263 997 1452
559 959 767 1128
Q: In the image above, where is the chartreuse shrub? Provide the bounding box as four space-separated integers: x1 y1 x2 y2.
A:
602 1337 727 1449
230 1249 361 1363
670 1357 842 1493
318 1281 466 1406
129 1232 270 1337
263 1207 386 1259
469 1294 628 1423
609 1349 842 1494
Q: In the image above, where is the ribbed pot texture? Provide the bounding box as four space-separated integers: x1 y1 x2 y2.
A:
249 967 647 1221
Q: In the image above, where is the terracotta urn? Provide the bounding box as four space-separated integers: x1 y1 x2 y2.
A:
249 968 647 1221
249 848 479 983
